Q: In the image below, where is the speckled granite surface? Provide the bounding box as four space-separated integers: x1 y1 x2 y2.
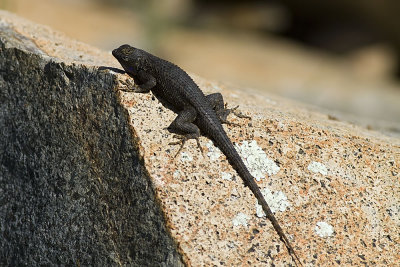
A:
117 76 400 266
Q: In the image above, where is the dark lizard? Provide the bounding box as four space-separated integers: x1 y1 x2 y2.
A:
112 44 302 266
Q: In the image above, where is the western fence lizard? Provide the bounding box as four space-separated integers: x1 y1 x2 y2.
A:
112 44 302 266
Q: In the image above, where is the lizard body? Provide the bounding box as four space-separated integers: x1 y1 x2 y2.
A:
112 44 301 266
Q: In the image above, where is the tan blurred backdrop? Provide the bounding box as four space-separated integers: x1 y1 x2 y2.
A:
2 0 400 136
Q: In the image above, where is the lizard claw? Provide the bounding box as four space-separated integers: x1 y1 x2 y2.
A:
218 104 251 126
229 105 251 119
224 121 241 127
195 138 204 157
168 135 186 158
169 135 204 158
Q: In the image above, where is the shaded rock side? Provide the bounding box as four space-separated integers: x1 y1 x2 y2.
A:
0 16 183 266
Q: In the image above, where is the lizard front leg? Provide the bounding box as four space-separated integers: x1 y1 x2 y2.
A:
128 69 156 93
167 106 203 156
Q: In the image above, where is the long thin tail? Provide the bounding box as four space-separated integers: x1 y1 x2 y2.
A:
209 126 302 266
249 181 303 266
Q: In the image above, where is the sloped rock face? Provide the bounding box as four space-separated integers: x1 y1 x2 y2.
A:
0 19 183 267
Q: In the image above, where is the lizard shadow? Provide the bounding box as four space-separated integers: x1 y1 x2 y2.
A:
98 66 126 74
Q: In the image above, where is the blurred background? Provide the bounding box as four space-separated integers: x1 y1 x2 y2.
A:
2 0 400 136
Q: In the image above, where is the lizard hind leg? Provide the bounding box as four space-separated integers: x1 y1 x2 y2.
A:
167 106 203 157
206 93 250 125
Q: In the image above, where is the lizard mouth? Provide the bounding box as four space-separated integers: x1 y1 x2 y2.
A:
111 49 118 57
112 49 125 61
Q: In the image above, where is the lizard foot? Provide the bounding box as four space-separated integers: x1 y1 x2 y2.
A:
227 105 251 120
217 104 251 126
169 135 203 158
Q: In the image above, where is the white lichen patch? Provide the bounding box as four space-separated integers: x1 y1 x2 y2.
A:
232 212 250 227
256 188 291 217
307 161 328 175
314 221 334 237
235 140 280 181
180 152 193 162
206 140 222 161
221 172 233 181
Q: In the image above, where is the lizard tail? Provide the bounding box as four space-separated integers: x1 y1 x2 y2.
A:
208 126 302 266
233 154 302 266
250 184 303 266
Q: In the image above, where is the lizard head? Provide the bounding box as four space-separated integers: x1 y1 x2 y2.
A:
112 44 148 75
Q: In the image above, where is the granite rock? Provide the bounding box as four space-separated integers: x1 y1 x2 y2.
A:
1 10 399 266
